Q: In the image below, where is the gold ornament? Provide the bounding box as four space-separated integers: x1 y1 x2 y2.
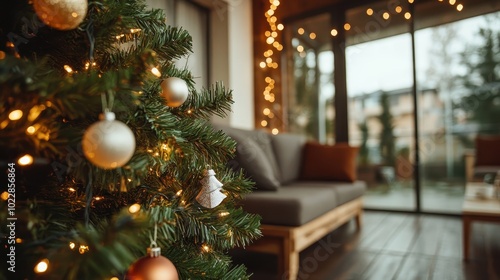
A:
196 169 227 208
82 111 136 169
126 247 179 280
160 77 189 107
33 0 88 30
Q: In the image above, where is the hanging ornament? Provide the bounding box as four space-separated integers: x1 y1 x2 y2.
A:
196 169 227 208
160 77 189 107
33 0 88 30
82 111 136 169
126 247 179 280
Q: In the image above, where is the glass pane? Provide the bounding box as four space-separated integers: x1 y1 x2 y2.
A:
285 13 335 143
346 1 415 210
415 1 500 213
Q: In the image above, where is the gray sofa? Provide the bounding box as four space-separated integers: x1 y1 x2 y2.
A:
216 125 365 280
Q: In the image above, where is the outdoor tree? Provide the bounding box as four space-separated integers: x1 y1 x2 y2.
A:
378 92 395 167
0 0 260 279
358 121 370 166
456 18 500 134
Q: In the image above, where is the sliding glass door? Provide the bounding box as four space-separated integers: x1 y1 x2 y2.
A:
284 0 500 213
345 1 416 211
415 2 500 212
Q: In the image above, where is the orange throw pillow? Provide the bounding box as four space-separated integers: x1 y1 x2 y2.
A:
300 142 359 182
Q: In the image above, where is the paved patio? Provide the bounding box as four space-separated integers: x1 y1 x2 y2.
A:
363 181 465 213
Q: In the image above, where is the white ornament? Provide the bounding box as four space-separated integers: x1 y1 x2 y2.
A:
82 111 136 169
160 77 189 107
196 169 227 208
33 0 88 30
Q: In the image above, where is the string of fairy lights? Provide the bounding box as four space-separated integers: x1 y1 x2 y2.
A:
258 0 464 134
258 0 283 135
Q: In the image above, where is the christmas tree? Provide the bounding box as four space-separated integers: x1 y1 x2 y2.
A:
0 0 261 279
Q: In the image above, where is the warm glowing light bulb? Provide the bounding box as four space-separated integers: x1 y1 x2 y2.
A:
151 67 161 77
366 8 373 16
26 126 36 134
272 128 279 135
69 242 76 249
34 259 49 273
344 23 351 31
1 191 8 200
456 4 463 11
271 31 278 38
266 57 272 63
176 190 183 196
128 203 141 214
261 120 268 127
9 110 23 120
18 154 33 166
449 0 456 5
331 29 338 36
110 277 119 280
297 45 304 52
266 37 275 44
259 62 266 68
263 108 271 115
404 12 411 19
273 0 280 6
64 65 73 73
265 31 271 37
277 23 284 30
219 211 230 217
267 9 274 16
79 245 89 254
298 28 304 35
309 32 316 39
408 0 414 3
382 12 390 20
395 6 402 13
202 244 210 253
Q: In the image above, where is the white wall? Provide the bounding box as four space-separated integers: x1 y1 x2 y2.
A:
227 1 254 130
146 0 255 129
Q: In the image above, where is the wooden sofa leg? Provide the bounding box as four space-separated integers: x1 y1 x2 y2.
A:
278 236 299 280
355 211 363 230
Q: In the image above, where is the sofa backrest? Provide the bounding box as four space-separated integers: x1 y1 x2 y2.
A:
213 124 307 190
271 133 307 185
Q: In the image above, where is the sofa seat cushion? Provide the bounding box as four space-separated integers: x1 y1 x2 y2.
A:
241 185 338 226
242 181 366 227
293 181 367 206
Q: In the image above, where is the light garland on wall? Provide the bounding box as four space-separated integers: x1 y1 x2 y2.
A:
259 0 283 135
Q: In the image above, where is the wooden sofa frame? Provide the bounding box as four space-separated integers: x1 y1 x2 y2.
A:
246 197 363 280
